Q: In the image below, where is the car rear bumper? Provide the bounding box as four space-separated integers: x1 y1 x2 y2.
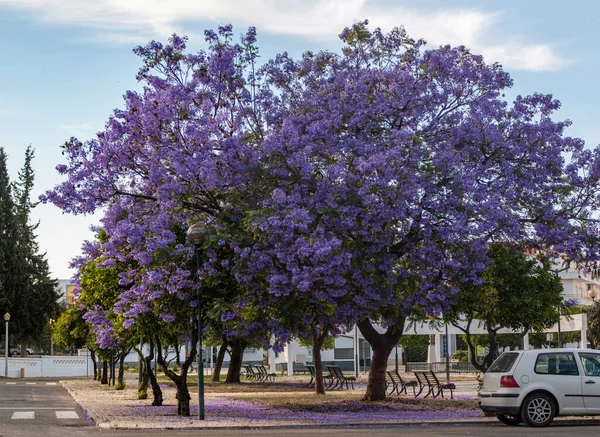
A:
479 402 521 416
478 392 522 415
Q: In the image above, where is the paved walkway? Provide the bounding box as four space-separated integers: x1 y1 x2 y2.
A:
59 373 491 429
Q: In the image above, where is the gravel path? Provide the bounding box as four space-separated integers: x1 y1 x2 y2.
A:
61 376 490 429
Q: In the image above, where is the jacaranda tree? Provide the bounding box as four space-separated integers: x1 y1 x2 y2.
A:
43 26 288 414
43 21 600 405
249 21 600 400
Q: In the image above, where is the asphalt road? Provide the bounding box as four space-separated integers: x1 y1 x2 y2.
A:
3 422 600 437
0 378 90 436
2 380 600 437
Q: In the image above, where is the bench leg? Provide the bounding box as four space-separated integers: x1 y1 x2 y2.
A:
386 382 395 395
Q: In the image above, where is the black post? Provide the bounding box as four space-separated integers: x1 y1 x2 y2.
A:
354 326 359 377
445 324 450 384
557 306 561 348
195 246 204 420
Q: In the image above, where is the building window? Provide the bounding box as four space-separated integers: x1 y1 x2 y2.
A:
334 348 354 360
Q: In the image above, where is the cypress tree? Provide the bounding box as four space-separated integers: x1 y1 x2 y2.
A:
0 147 18 319
10 146 59 354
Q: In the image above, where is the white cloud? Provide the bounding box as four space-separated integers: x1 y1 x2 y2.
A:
0 0 568 71
59 122 96 138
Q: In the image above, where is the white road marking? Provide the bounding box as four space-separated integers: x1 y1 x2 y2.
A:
56 411 79 419
5 382 16 385
25 382 37 385
46 382 57 385
12 411 34 419
0 407 75 410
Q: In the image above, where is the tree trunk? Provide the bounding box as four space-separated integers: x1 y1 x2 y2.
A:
136 338 163 405
116 353 126 390
212 340 228 382
225 338 246 383
175 380 191 416
96 355 102 382
146 356 163 406
133 345 148 399
90 349 98 380
155 333 196 416
481 329 499 371
139 367 149 399
101 360 108 384
312 327 327 395
358 317 404 401
109 355 116 386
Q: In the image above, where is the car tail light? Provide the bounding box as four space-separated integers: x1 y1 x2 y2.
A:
500 375 520 388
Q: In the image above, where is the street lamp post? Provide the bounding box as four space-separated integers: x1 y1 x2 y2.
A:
445 323 451 384
4 312 10 378
187 223 206 421
49 318 55 356
354 325 359 377
557 306 562 348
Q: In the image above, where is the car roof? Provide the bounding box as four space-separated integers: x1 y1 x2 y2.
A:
511 348 599 355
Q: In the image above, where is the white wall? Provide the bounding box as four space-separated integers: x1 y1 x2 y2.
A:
0 356 93 378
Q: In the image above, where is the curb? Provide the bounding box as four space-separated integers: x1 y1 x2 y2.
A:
60 381 110 428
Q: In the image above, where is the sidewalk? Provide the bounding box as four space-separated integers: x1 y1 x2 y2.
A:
61 373 493 429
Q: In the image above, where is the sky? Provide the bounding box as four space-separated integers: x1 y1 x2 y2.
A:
0 0 599 279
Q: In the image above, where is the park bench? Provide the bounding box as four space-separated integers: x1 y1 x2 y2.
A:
276 362 287 375
423 370 455 399
326 365 356 390
306 364 333 388
276 362 310 375
293 363 309 374
255 365 276 382
386 369 418 396
243 364 258 380
413 371 429 397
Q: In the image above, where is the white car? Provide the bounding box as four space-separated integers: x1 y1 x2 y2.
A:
479 348 600 427
9 348 35 356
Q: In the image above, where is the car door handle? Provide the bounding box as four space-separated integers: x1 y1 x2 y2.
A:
585 380 596 384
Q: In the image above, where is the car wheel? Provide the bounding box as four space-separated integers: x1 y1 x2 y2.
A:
521 393 556 427
496 414 522 425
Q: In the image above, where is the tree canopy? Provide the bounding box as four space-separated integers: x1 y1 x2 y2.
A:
447 243 565 372
42 21 600 403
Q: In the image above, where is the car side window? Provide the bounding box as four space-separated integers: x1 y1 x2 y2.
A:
534 352 579 376
579 353 600 376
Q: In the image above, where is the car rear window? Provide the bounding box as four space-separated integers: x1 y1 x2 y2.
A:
487 352 519 373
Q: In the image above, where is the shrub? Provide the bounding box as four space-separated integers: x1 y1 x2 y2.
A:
452 350 468 362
